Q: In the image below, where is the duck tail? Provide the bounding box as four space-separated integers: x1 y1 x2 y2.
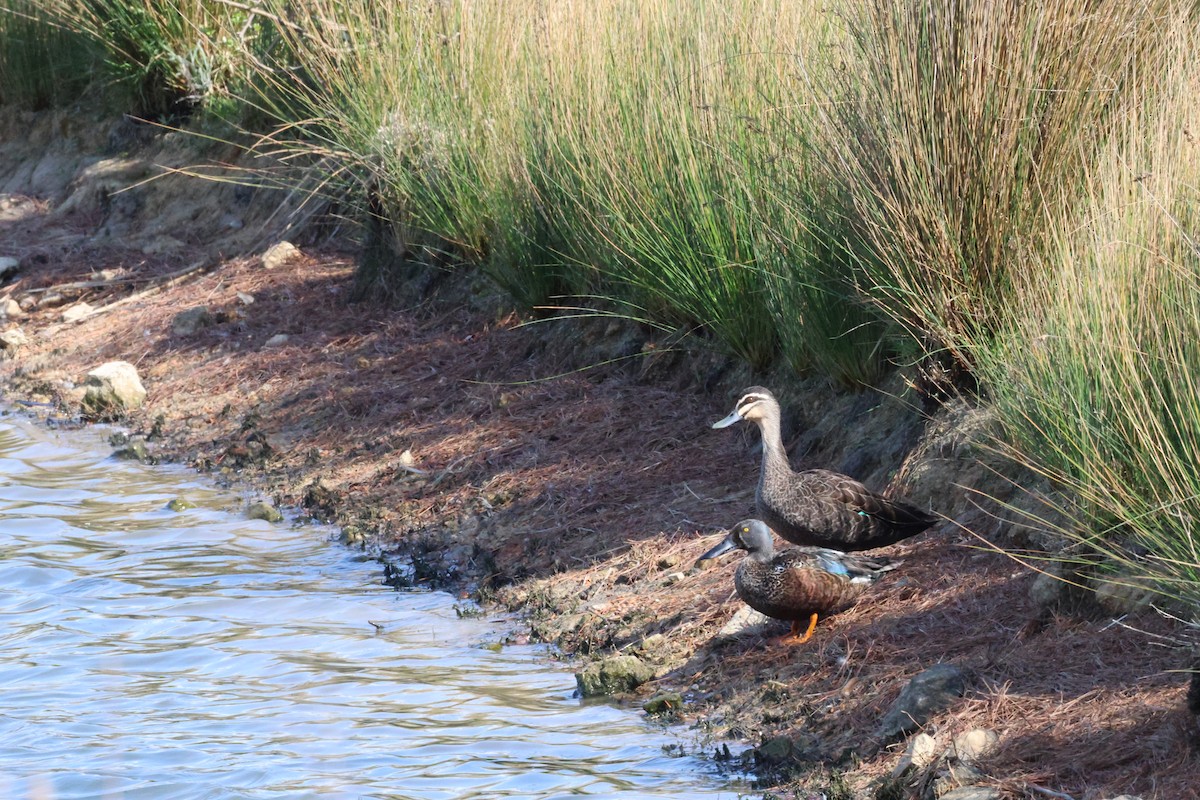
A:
880 499 939 535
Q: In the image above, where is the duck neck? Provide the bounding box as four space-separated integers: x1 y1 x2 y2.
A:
746 543 775 563
757 410 792 479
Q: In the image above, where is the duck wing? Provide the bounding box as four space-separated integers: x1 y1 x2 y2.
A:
810 469 938 537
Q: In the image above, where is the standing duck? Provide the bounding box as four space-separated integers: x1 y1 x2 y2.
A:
713 386 937 551
698 519 897 643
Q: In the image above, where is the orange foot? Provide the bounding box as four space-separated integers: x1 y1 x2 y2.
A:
779 612 819 645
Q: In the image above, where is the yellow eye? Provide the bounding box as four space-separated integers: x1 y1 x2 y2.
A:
742 527 749 533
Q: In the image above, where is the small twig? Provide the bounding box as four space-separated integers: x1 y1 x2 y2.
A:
1026 783 1078 800
67 260 212 322
428 455 470 491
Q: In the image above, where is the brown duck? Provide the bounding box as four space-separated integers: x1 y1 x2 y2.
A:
699 519 897 643
713 386 937 551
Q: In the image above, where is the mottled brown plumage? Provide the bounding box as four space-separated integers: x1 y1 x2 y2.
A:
698 519 897 643
712 386 937 551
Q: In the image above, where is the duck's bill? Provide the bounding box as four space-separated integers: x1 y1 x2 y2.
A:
696 533 738 564
711 410 742 429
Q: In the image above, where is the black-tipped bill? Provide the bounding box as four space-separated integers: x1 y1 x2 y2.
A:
711 410 742 429
697 533 738 563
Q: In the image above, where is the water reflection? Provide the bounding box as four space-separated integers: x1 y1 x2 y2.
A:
0 415 744 799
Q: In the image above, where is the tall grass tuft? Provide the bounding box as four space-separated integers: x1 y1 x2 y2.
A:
811 0 1173 369
240 0 891 375
0 2 98 109
974 11 1200 611
36 0 261 119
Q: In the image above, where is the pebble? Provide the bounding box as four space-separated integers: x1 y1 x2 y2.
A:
948 728 998 763
247 501 283 523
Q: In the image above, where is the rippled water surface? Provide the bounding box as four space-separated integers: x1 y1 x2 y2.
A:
0 416 743 799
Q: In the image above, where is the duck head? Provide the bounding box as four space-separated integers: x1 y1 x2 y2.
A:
711 387 780 429
697 519 776 564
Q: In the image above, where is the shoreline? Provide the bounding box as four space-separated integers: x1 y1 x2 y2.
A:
1 111 1196 800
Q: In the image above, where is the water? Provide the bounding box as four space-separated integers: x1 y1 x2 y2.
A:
0 415 745 800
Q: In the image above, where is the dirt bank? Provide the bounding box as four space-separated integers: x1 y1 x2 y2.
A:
1 111 1197 800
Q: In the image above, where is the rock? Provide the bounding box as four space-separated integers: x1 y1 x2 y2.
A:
18 294 37 310
261 241 301 269
878 664 970 739
642 692 684 714
948 729 998 763
1 297 23 318
167 497 196 512
236 291 255 305
247 501 283 523
140 235 185 255
1028 557 1098 614
113 439 151 462
81 361 146 419
716 604 776 639
934 761 985 796
0 256 18 281
937 788 1000 800
575 654 655 697
891 732 940 777
38 292 65 308
753 736 798 766
172 306 213 336
1 328 27 356
61 301 95 322
264 333 289 348
663 571 685 585
1093 574 1157 614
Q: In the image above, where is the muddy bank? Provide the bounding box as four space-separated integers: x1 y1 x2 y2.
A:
1 111 1197 800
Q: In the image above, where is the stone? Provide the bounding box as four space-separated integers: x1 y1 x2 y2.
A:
140 236 185 255
247 501 283 523
236 291 255 305
113 439 151 462
1 328 27 355
574 654 655 697
716 604 776 639
261 241 301 270
167 497 196 512
753 736 798 766
1093 575 1157 615
1 297 23 318
82 361 146 419
937 788 1000 800
948 729 999 763
891 732 940 777
878 664 970 739
264 333 289 348
641 692 683 714
61 301 95 322
172 306 213 336
934 761 985 796
0 256 19 281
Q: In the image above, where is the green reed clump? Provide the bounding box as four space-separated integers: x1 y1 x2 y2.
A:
974 13 1200 610
35 0 262 119
0 2 98 109
811 0 1172 370
240 0 892 375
